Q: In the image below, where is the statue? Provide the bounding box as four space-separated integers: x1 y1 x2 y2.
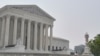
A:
15 38 25 48
82 32 94 56
11 38 25 52
85 33 89 45
0 38 25 52
16 38 23 45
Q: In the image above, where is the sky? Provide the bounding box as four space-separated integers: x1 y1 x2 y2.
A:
0 0 100 49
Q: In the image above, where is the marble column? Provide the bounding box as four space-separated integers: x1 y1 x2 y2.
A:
4 15 11 46
13 17 18 44
50 25 53 51
1 17 5 47
45 24 48 51
42 26 45 50
27 20 31 50
39 23 43 51
34 22 38 51
21 19 25 45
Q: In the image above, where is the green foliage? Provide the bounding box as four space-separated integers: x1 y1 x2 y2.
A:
88 34 100 56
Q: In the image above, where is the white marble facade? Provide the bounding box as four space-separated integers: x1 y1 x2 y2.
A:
0 5 55 52
48 37 69 51
0 5 69 54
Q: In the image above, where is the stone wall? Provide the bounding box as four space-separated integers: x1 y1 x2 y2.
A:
0 52 69 56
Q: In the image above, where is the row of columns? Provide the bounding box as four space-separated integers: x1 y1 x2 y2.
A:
0 15 53 51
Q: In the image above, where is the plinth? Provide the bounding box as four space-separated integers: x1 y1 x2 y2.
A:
82 33 93 56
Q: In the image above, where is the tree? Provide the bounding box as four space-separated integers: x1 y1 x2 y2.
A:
88 34 100 56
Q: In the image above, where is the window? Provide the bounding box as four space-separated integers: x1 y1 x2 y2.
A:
48 45 50 51
56 46 58 51
52 46 54 51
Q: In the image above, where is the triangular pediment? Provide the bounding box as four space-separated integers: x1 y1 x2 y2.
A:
3 5 55 20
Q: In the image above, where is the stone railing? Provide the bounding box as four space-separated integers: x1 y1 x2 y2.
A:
0 51 69 56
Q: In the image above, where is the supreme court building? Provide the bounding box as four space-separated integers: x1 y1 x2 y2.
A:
0 5 69 56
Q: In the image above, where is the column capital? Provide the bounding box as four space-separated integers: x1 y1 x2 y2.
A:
14 16 18 19
21 18 25 21
49 25 53 27
51 25 53 27
40 22 43 24
5 14 11 17
6 15 11 19
34 21 38 24
28 20 31 22
45 24 49 28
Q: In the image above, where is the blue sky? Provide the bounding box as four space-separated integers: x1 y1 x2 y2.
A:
0 0 100 49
